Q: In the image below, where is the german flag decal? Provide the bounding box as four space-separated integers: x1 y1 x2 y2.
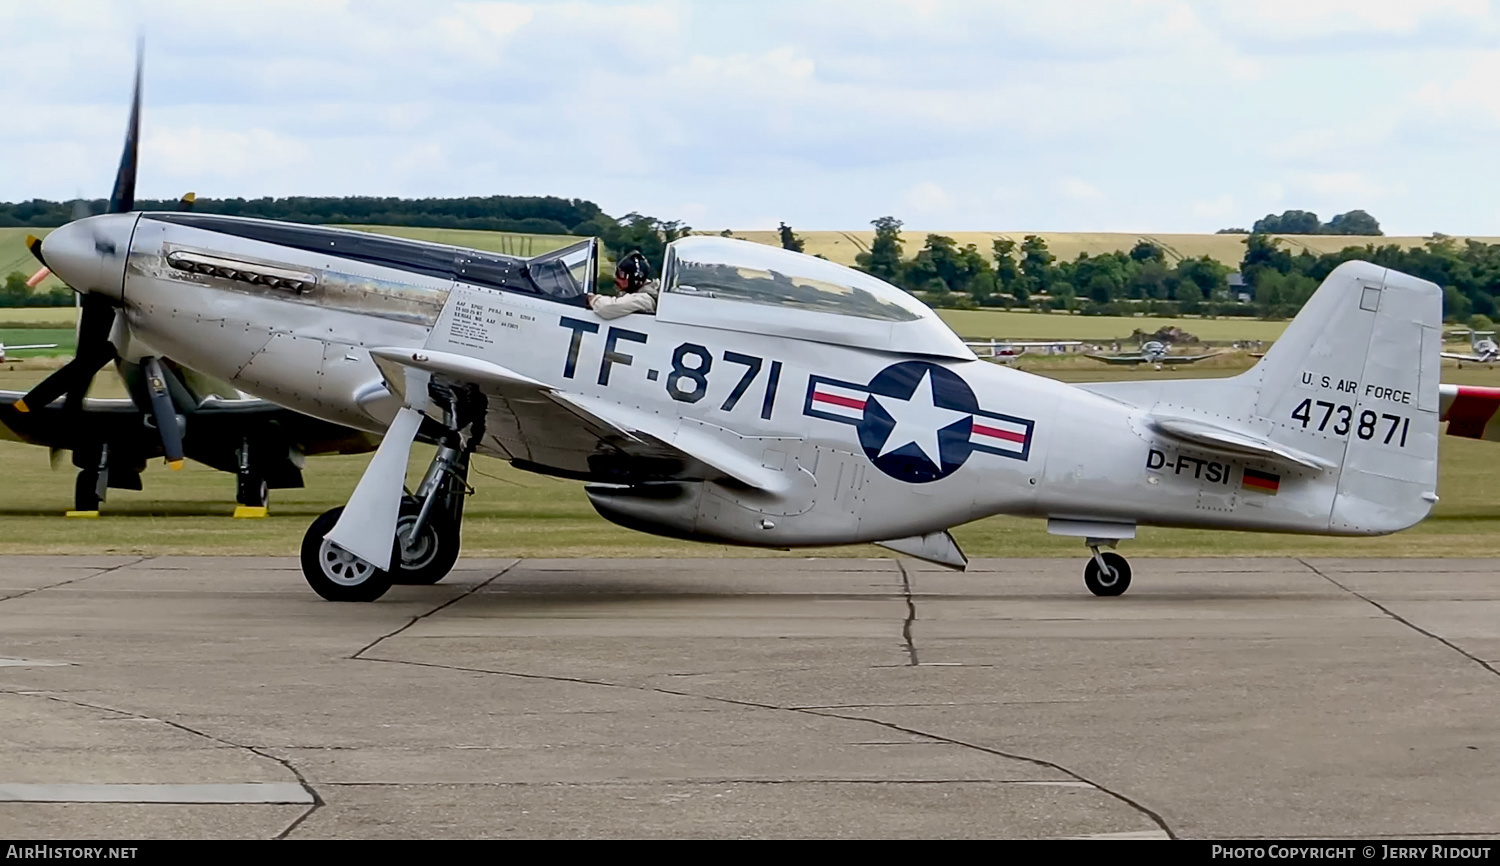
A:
1242 468 1281 494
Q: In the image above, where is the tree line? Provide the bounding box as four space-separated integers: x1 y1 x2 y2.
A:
849 217 1237 317
0 195 608 237
839 215 1500 326
1218 208 1383 236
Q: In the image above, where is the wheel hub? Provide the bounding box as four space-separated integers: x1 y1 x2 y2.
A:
319 538 375 586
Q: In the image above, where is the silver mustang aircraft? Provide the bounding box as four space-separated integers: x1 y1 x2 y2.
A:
23 64 1444 601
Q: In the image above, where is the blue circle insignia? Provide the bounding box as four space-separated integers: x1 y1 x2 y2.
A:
856 361 978 483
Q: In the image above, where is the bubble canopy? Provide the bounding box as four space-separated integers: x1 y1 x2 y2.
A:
657 237 974 360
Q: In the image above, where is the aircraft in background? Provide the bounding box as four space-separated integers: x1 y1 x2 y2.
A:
1085 339 1221 368
0 342 60 363
966 339 1083 364
27 49 1445 602
1440 330 1498 367
0 355 378 515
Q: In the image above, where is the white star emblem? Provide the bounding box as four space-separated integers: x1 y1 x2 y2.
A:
871 369 971 465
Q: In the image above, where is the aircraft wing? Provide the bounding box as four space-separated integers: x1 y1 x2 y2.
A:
2 344 60 352
1085 353 1146 365
1160 352 1222 365
0 392 141 447
1440 352 1481 362
369 347 786 491
0 389 376 464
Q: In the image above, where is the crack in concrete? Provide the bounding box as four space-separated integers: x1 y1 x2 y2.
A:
349 561 519 660
354 655 1176 839
19 691 322 840
897 561 919 667
0 556 151 605
322 778 1095 788
1299 559 1500 680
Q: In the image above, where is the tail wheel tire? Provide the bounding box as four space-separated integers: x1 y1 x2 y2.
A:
300 506 394 602
391 501 462 586
1084 552 1132 597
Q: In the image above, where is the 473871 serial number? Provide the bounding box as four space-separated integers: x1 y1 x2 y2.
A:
1289 398 1411 447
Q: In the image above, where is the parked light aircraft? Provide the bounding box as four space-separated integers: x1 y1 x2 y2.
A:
1085 340 1221 368
966 340 1083 364
23 57 1445 600
1440 330 1498 367
0 342 59 363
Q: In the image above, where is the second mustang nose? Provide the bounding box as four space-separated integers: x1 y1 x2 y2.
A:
40 213 138 301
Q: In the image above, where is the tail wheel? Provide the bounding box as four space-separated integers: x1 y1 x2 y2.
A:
391 501 462 586
300 506 394 602
1084 552 1131 597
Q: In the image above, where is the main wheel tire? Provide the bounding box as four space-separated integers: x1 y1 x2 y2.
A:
1084 552 1132 597
391 500 461 586
300 506 394 602
236 473 269 507
74 471 102 512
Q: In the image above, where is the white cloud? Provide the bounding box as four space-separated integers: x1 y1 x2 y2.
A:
903 182 953 214
1058 177 1104 201
1192 194 1237 220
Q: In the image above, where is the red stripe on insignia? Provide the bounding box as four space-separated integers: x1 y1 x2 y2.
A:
813 392 866 410
972 423 1026 443
1445 385 1500 439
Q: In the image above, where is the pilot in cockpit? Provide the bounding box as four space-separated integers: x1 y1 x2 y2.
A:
587 251 659 319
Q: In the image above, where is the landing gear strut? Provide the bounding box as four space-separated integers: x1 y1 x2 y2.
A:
299 385 481 601
1083 540 1131 597
391 446 470 585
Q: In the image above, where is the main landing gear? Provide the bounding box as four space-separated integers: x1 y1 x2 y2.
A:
1083 541 1131 597
301 390 480 602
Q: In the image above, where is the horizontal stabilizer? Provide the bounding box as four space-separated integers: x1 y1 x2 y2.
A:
876 531 968 570
1146 414 1336 471
1439 384 1500 442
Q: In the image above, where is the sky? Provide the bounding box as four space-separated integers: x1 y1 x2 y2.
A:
3 0 1500 235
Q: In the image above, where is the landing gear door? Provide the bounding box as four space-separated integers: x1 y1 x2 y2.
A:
524 237 597 303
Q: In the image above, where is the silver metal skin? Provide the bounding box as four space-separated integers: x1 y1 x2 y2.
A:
47 212 1445 590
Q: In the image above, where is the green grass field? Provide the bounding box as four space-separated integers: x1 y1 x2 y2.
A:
0 328 74 357
0 359 1496 559
936 309 1288 342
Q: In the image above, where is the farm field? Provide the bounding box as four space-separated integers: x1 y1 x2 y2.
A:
716 229 1500 268
0 359 1495 560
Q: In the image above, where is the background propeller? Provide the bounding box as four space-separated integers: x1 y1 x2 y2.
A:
14 42 187 470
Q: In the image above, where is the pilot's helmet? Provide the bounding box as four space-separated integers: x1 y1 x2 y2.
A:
614 251 651 292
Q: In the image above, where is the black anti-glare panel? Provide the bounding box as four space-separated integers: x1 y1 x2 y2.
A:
142 212 585 305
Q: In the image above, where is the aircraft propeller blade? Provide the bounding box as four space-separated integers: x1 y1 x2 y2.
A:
141 357 185 469
107 45 143 216
24 234 46 268
25 267 51 288
177 192 195 211
13 294 119 415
